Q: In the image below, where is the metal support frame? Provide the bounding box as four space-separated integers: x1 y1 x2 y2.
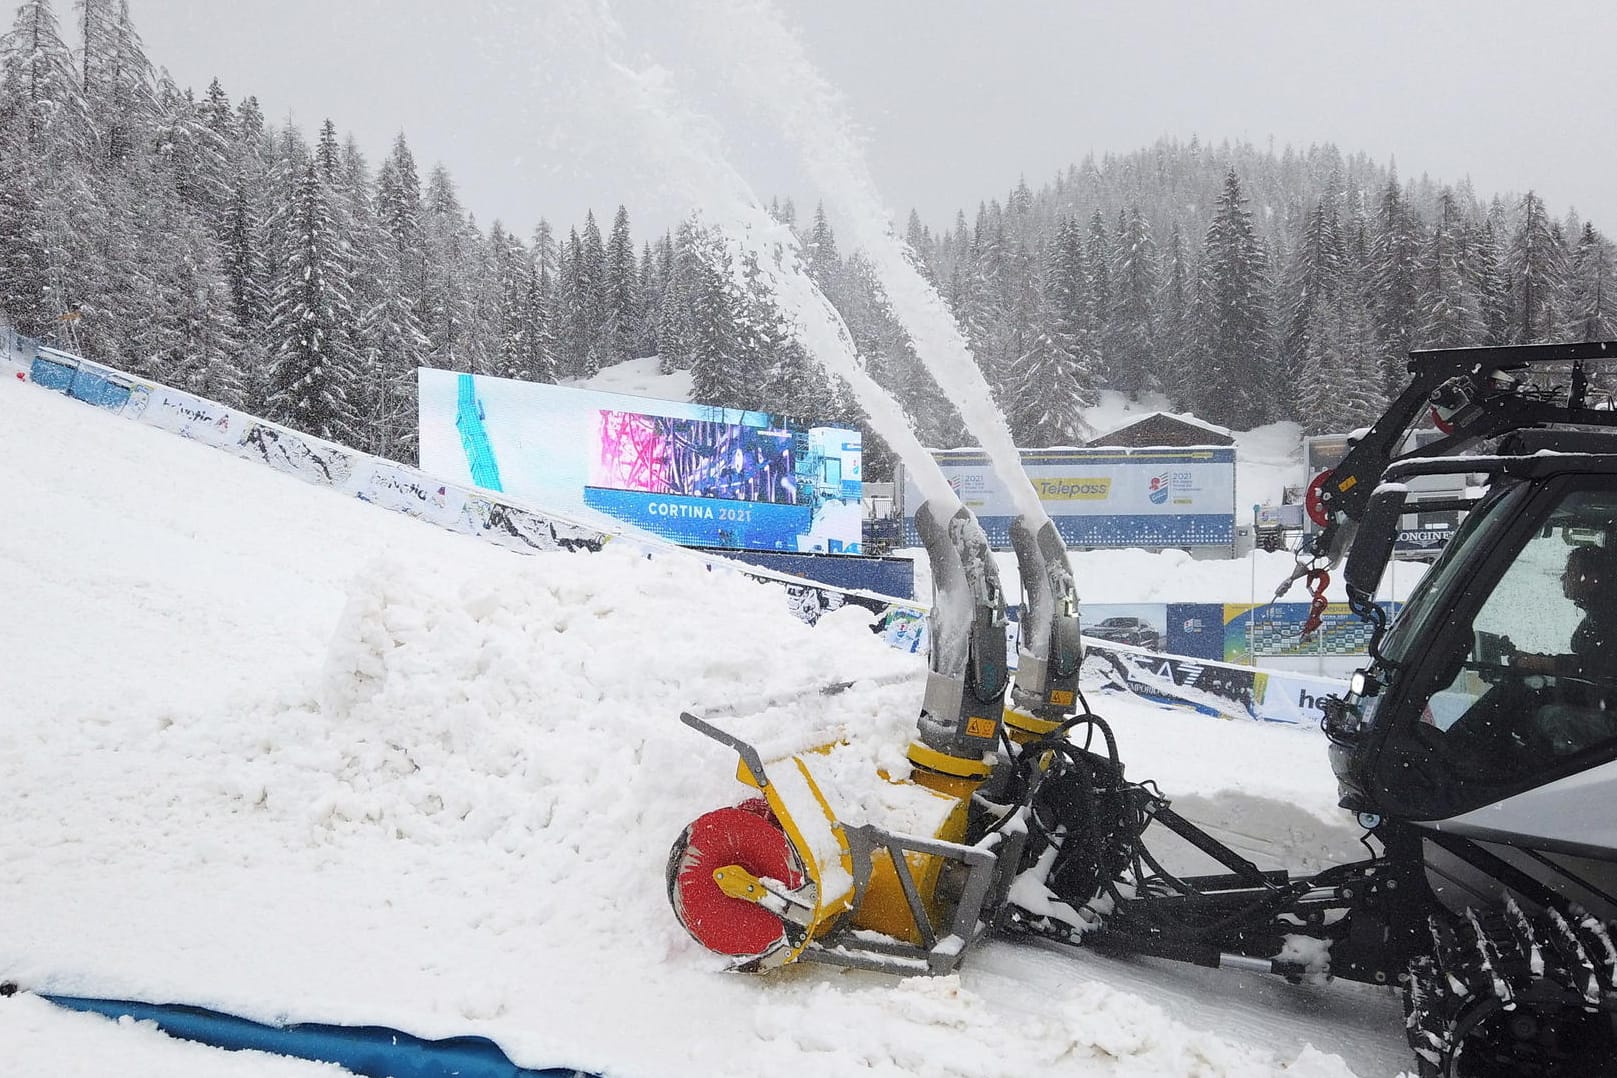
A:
802 823 1024 976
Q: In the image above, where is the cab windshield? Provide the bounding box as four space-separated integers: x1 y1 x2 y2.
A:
1376 481 1523 667
1372 478 1617 818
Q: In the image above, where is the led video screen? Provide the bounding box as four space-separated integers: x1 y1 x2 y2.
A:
418 369 863 553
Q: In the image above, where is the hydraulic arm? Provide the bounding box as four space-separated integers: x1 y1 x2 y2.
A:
1301 341 1617 570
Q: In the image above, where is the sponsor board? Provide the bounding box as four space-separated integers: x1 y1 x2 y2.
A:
1395 513 1458 558
27 355 77 393
1089 645 1350 726
1087 646 1260 719
903 446 1235 549
1165 602 1228 660
1082 603 1167 652
1252 669 1352 727
357 462 470 529
879 605 927 654
67 367 132 411
135 386 250 448
1224 601 1400 662
461 496 608 554
242 423 356 486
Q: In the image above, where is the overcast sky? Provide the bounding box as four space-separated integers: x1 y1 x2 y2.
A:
128 0 1617 241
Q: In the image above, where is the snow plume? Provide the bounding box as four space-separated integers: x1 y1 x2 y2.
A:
676 0 1068 523
525 0 957 511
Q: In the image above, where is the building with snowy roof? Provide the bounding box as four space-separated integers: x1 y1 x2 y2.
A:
1086 412 1235 449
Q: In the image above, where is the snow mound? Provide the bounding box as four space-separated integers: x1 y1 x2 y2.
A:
1 374 1399 1075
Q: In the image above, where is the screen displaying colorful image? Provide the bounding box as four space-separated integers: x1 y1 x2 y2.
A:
591 411 799 504
418 369 863 554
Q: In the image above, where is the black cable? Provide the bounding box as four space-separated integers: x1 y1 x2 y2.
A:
1008 708 1324 946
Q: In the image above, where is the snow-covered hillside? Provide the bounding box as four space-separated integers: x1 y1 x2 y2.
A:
0 376 1410 1076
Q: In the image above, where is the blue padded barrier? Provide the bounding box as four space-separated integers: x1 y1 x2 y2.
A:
28 355 77 392
67 366 132 411
42 995 600 1078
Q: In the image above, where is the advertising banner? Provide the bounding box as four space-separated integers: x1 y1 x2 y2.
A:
1252 669 1352 727
357 462 470 529
241 423 357 486
462 496 608 554
879 605 927 654
30 352 133 414
135 386 250 449
1081 603 1167 652
27 355 76 393
1222 601 1400 663
419 369 863 555
1085 645 1260 719
66 366 133 412
1395 511 1459 558
1165 602 1228 660
716 549 916 600
901 446 1235 549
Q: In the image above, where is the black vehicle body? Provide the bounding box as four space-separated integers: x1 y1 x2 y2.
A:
1004 343 1617 1077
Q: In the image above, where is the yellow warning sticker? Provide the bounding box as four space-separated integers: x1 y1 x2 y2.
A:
1050 690 1075 707
1337 475 1358 492
966 716 998 739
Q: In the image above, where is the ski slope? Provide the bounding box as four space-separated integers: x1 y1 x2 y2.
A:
0 376 1412 1076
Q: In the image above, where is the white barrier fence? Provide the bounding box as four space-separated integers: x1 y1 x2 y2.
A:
11 341 1348 729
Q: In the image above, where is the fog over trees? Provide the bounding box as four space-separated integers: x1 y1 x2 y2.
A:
2 0 1614 476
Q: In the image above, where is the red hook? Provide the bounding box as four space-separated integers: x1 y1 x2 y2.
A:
1301 567 1331 638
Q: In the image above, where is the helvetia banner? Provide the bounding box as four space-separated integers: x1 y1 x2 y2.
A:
418 370 864 555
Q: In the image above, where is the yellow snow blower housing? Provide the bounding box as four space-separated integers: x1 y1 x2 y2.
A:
666 501 1084 974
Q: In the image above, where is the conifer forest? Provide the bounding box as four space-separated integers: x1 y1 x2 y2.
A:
2 0 1615 478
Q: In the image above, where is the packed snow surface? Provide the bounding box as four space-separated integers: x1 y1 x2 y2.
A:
0 378 1411 1075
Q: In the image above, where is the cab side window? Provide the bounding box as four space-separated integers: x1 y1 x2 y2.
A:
1390 487 1617 808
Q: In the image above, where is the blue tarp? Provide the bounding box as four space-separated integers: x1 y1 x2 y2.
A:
42 995 600 1078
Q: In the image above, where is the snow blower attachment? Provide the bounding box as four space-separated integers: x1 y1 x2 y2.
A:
665 499 1028 975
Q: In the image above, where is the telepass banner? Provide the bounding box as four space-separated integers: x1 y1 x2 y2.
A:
901 446 1236 549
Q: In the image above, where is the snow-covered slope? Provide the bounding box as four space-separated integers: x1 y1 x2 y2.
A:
568 355 693 402
0 377 1408 1076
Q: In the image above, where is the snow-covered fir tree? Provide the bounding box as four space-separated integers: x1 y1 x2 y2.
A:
1370 178 1423 396
1 0 1611 468
1009 218 1095 446
1185 170 1273 429
600 204 637 366
1563 223 1617 342
1108 206 1158 398
1507 191 1569 344
1416 189 1486 349
421 164 476 371
265 160 359 443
